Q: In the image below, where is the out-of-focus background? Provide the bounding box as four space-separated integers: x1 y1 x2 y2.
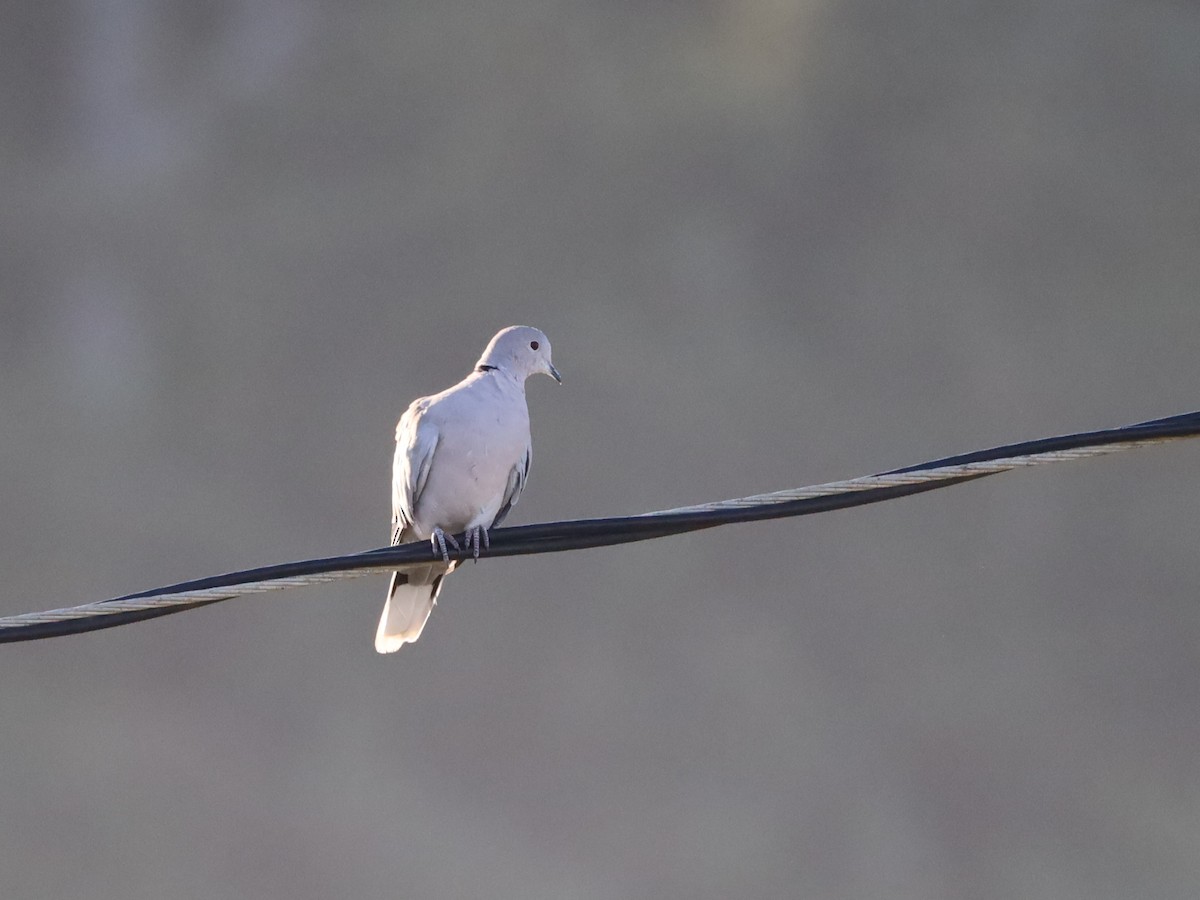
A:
2 2 1199 898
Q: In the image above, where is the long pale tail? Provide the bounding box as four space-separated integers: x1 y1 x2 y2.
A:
374 569 446 653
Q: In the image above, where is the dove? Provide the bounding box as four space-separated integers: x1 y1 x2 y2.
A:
375 326 561 653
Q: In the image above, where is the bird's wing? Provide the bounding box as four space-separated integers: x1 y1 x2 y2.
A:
490 441 531 529
391 397 438 544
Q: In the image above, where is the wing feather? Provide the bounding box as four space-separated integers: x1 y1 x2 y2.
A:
391 398 439 543
490 442 531 529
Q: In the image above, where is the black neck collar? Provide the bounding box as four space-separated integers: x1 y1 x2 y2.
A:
476 364 499 373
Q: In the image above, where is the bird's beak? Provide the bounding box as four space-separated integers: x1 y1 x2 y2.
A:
547 362 563 384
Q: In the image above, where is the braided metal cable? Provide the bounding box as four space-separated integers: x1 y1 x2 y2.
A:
640 440 1161 516
1 410 1196 643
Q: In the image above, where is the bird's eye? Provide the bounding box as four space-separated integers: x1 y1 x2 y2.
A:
530 340 539 350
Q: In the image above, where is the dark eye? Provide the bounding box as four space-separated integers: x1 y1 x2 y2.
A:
530 340 539 350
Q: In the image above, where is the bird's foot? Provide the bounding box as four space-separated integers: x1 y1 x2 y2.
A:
430 527 461 563
464 525 491 562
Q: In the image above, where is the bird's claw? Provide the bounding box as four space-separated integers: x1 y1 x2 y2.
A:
464 525 490 562
430 527 461 563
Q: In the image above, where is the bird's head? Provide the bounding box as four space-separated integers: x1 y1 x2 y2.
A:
477 326 562 384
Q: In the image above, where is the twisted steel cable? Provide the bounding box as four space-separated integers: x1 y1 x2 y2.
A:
1 409 1196 644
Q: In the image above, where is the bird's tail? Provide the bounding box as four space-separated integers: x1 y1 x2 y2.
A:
374 568 447 653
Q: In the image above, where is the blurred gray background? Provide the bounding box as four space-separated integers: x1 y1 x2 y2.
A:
2 1 1199 898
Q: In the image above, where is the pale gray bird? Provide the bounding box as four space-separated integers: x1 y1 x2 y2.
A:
375 326 562 653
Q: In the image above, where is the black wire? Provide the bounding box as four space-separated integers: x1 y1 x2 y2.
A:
3 409 1197 644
